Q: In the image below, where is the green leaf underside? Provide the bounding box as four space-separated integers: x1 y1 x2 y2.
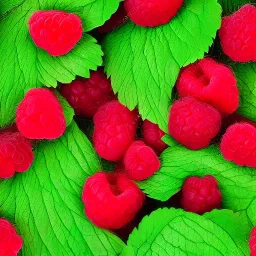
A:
138 136 256 226
0 0 120 127
103 0 221 132
232 63 256 122
0 121 124 256
218 0 256 14
122 208 248 256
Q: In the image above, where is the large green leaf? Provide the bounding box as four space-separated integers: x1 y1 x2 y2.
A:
0 0 120 127
103 0 221 132
121 208 249 256
0 121 124 255
218 0 255 14
138 136 256 226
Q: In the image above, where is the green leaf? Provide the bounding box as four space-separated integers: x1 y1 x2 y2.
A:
218 0 255 14
123 208 248 256
232 63 256 122
103 0 221 132
0 121 124 255
0 0 120 127
138 136 256 226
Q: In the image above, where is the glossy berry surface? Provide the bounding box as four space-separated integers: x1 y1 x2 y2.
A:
16 88 66 140
220 123 256 167
29 10 83 56
60 70 115 118
249 227 256 256
0 132 34 179
181 175 222 214
219 4 256 62
82 172 145 229
0 218 23 255
124 0 184 27
176 58 239 114
142 120 167 155
93 100 138 161
168 97 221 150
124 141 160 181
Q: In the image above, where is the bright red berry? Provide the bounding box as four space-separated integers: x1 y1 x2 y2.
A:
142 120 167 155
249 227 256 256
168 97 221 150
181 175 222 214
16 88 66 140
0 218 23 255
82 172 145 229
60 70 115 118
93 100 138 161
124 141 160 181
0 132 34 179
28 10 83 56
219 4 256 62
98 2 128 33
220 123 256 167
176 58 239 114
124 0 184 27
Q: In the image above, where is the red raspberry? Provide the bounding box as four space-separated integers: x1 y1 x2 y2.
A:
60 70 115 118
0 218 23 255
176 58 239 115
98 2 128 33
168 97 221 150
219 4 256 62
0 132 34 179
124 0 184 27
181 175 222 214
220 123 256 167
123 141 160 181
16 88 66 140
28 10 83 56
249 227 256 256
142 120 167 155
82 172 145 229
93 100 138 161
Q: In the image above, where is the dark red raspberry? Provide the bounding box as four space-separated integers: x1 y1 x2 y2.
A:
181 175 222 214
219 4 256 62
249 227 256 256
0 218 23 255
168 97 221 150
220 123 256 167
124 141 160 181
0 132 34 179
16 88 66 140
60 70 115 118
28 10 83 56
176 58 239 115
93 100 138 161
124 0 184 27
98 2 128 33
82 172 145 229
142 120 167 155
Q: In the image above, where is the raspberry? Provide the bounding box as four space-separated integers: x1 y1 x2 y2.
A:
176 58 239 115
124 0 184 27
181 175 222 214
98 2 128 33
16 88 66 140
0 218 23 255
220 123 256 167
60 70 115 118
28 10 83 56
142 120 167 155
168 97 221 150
249 227 256 256
0 132 34 179
82 172 145 229
93 100 138 161
123 141 160 181
219 4 256 62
